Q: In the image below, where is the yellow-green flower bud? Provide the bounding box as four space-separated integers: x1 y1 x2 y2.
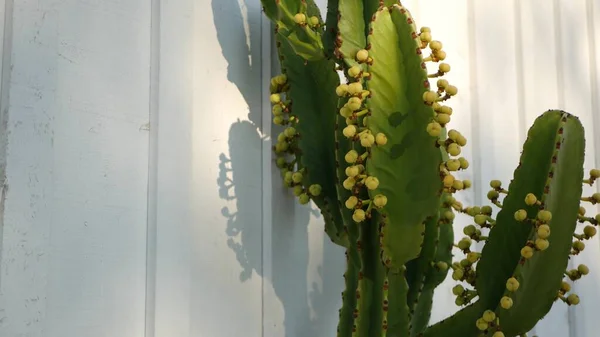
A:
452 284 464 296
577 264 589 275
506 277 520 292
336 84 349 97
373 194 387 208
567 293 580 305
343 125 357 138
347 97 362 111
482 310 496 323
524 193 537 205
345 150 358 164
343 177 355 190
293 185 304 196
447 143 461 156
537 210 552 222
270 93 281 104
501 296 513 309
298 193 310 204
308 184 322 196
352 209 366 222
356 49 369 62
294 13 306 24
535 238 549 251
521 246 534 259
345 165 360 178
537 224 550 239
360 133 375 147
345 196 358 209
475 318 488 331
348 66 361 78
348 82 363 95
292 172 303 184
365 176 379 190
514 209 527 221
375 133 388 145
584 225 596 237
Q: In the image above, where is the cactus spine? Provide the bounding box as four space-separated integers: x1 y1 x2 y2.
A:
263 1 599 336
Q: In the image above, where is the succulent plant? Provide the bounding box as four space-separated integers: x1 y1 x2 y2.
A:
262 0 600 336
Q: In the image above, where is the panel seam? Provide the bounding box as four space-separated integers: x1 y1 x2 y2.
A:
144 0 160 335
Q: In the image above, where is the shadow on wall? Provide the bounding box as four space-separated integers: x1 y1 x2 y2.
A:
212 0 344 336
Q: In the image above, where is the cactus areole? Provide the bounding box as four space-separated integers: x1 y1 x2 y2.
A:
263 1 598 336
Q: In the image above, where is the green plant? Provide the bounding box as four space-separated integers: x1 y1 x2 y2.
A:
263 1 600 336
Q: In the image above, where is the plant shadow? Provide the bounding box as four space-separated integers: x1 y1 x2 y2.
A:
212 0 345 336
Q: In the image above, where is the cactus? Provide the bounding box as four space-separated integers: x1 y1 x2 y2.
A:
263 1 599 336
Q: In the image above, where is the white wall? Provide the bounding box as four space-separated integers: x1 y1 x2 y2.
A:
0 0 598 337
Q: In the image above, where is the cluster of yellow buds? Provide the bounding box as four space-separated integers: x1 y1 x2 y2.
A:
334 48 390 223
475 310 504 336
293 13 321 28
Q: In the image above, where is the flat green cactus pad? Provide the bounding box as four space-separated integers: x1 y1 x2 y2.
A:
365 5 442 268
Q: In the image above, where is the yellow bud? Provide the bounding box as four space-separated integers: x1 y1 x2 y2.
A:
348 82 363 95
420 32 432 42
482 310 496 323
345 196 358 209
525 193 538 205
475 318 488 331
447 143 461 156
567 293 580 305
344 150 358 164
584 225 596 237
514 209 527 221
352 209 366 222
500 296 513 309
506 277 520 292
493 332 505 337
345 165 360 177
537 210 552 222
446 159 461 171
561 281 571 292
339 106 352 118
375 133 388 145
537 224 550 239
336 84 349 97
309 16 319 26
373 194 388 208
445 85 458 95
347 97 362 111
343 177 355 190
343 125 357 138
423 91 439 103
294 13 306 24
437 79 449 89
443 174 455 188
360 133 375 147
578 264 589 275
430 40 443 50
439 105 453 115
270 93 281 104
426 122 442 137
356 49 369 62
439 63 451 73
535 238 549 251
521 246 534 259
436 113 451 125
590 168 600 178
365 176 380 190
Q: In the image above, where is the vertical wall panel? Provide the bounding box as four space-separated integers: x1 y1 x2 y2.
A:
0 1 151 336
151 0 265 336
